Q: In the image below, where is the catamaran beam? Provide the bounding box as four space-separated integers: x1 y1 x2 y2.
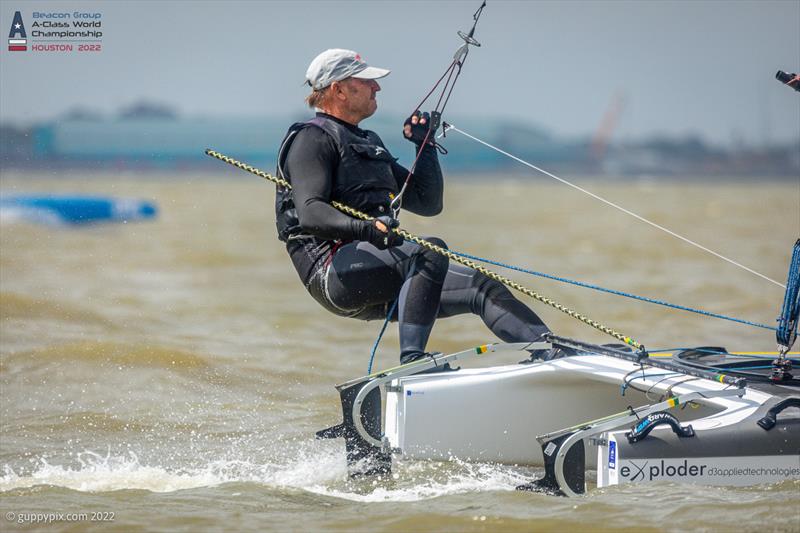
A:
546 334 746 388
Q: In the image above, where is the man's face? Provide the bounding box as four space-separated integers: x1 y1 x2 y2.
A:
340 77 381 121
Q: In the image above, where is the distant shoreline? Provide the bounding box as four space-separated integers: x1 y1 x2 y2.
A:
1 169 797 184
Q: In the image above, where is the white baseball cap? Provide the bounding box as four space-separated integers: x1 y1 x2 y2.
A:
305 49 390 91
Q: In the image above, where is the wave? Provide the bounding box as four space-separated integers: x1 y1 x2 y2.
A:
310 460 533 503
0 292 112 326
2 341 211 370
2 441 798 514
1 451 226 494
0 205 64 226
0 442 532 501
2 411 178 435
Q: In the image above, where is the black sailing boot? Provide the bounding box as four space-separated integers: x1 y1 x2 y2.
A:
400 351 459 374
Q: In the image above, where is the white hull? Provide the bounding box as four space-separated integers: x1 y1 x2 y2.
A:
322 342 799 493
386 354 761 466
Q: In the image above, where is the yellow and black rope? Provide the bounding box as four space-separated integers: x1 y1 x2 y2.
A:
205 149 643 350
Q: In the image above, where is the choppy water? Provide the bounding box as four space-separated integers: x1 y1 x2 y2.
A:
1 172 798 532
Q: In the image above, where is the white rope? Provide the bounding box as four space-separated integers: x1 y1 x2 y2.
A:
443 123 786 289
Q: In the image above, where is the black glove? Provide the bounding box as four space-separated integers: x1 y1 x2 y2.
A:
403 110 440 146
357 216 404 250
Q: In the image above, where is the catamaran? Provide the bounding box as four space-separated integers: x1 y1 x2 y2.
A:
207 143 800 497
207 0 799 497
318 330 798 497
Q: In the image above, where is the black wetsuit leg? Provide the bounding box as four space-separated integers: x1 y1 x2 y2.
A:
438 263 550 343
323 240 549 362
324 238 449 362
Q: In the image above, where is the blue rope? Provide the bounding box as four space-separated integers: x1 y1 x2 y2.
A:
367 299 398 373
650 347 729 355
365 243 788 370
448 248 776 332
777 239 800 349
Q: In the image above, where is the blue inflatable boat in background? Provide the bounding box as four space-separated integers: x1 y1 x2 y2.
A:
0 195 158 225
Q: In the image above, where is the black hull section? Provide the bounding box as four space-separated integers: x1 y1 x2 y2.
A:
316 380 391 477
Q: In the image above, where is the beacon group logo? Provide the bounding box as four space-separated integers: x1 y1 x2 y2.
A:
5 8 103 54
8 10 27 51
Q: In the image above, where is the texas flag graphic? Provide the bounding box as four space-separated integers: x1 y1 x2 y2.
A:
8 11 27 51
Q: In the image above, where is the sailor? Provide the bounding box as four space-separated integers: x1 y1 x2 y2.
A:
276 48 551 364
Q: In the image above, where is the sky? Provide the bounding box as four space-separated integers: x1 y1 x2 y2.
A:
1 0 799 147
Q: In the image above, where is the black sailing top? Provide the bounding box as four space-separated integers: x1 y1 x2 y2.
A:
279 112 444 285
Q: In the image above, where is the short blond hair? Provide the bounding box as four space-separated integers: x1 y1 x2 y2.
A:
305 87 329 109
